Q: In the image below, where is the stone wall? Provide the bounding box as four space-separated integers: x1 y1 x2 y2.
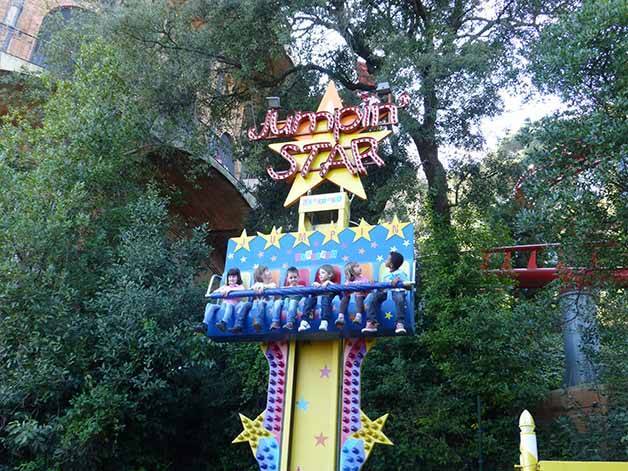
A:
0 0 81 63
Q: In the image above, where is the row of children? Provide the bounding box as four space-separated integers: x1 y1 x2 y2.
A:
195 252 409 335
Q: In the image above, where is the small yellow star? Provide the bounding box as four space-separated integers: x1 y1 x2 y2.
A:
257 226 284 249
319 221 342 245
351 411 393 458
232 228 255 252
350 218 375 242
384 312 393 320
232 412 272 452
292 230 312 248
382 214 410 240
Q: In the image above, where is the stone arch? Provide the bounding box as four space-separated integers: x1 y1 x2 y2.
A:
30 3 88 67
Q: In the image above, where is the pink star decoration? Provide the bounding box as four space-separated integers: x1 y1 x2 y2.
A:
320 365 331 378
314 432 329 447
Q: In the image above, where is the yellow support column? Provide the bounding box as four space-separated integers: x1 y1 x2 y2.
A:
279 340 297 471
287 340 342 471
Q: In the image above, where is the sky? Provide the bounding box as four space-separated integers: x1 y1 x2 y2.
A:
407 88 565 167
480 91 564 151
435 90 565 165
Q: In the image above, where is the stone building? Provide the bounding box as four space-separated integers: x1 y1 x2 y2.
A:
0 0 256 272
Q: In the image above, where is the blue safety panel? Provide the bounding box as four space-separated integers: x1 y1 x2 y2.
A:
203 223 416 342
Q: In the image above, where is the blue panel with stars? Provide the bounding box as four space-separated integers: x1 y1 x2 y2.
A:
202 223 416 342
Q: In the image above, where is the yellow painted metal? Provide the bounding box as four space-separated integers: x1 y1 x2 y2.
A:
279 340 297 471
232 412 272 453
257 226 284 249
515 410 628 471
352 411 393 459
272 82 391 207
232 228 255 252
298 192 351 232
287 340 342 471
538 462 628 470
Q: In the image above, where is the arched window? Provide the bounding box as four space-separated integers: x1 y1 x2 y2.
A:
216 133 235 174
31 6 83 67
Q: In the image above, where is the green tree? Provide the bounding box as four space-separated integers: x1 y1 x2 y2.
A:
0 42 262 470
36 0 573 229
516 0 628 459
519 0 626 254
255 0 572 226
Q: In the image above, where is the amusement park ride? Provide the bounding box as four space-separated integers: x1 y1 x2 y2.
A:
196 82 626 471
197 82 415 471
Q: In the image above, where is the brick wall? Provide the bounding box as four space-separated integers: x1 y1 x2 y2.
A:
1 0 81 63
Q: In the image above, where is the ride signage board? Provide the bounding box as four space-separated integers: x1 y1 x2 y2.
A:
248 82 409 207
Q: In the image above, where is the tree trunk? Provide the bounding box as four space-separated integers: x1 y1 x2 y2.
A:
412 58 451 227
412 134 450 226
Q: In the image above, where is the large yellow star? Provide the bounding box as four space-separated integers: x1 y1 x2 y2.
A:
232 228 255 252
257 226 284 249
232 412 271 452
351 411 393 458
349 218 375 242
269 82 391 207
382 214 410 240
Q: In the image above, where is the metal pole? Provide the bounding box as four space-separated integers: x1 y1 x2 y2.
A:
560 289 599 386
477 395 483 471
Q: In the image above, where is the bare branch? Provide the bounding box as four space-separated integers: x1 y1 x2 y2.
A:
253 63 374 91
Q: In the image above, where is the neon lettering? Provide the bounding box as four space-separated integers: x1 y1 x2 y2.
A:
266 144 299 180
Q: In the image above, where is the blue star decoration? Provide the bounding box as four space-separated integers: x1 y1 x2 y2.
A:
296 396 309 412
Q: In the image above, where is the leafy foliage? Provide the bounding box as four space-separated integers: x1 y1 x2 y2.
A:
520 0 627 261
0 42 262 470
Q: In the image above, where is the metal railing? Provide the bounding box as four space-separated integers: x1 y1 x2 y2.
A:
206 281 414 300
482 243 628 288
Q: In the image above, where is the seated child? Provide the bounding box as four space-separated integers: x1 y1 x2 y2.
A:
338 261 369 326
299 264 337 332
195 268 246 333
238 265 277 332
362 252 409 335
270 266 301 330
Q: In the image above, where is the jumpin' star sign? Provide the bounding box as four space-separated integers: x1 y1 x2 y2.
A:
265 82 392 207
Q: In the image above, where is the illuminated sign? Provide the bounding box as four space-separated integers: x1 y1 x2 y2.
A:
248 83 409 207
